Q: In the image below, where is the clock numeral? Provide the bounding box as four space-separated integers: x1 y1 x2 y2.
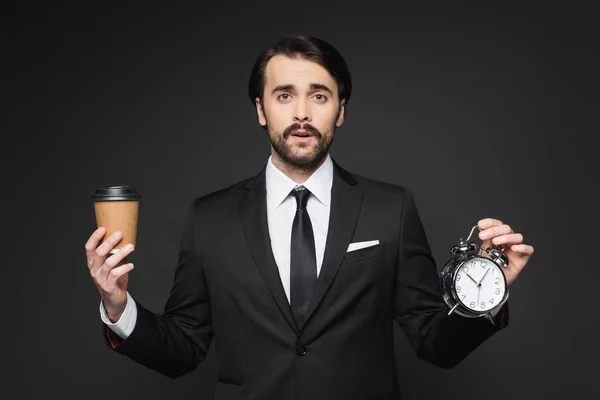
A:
463 266 469 273
489 298 495 304
470 302 476 308
495 277 500 285
461 294 466 301
456 286 461 293
495 288 501 295
455 274 461 281
480 302 486 309
481 262 487 269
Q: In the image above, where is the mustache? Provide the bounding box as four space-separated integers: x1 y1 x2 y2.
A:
282 123 322 139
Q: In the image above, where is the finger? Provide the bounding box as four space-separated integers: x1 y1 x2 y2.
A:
508 244 535 255
102 263 135 293
95 231 123 258
85 227 106 268
479 224 513 240
105 244 135 270
478 218 503 230
492 233 523 246
98 244 135 280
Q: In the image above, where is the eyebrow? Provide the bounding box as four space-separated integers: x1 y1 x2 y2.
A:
271 83 333 95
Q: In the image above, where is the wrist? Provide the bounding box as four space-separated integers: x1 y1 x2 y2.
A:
107 311 124 323
102 300 126 323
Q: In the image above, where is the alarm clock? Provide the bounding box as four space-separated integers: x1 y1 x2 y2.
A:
440 225 509 323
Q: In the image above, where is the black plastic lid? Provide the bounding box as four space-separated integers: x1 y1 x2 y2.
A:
91 185 142 201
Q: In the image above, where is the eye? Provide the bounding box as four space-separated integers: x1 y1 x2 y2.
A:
314 94 327 101
278 93 292 101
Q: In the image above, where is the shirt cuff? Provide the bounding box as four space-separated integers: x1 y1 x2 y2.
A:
99 291 138 339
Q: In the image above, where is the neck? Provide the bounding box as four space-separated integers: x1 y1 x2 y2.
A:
270 151 327 184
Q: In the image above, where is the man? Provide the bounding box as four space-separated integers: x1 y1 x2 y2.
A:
85 35 534 400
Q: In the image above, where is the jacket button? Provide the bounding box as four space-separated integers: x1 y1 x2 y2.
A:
296 345 306 356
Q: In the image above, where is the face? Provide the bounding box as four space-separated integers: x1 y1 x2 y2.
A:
255 55 345 170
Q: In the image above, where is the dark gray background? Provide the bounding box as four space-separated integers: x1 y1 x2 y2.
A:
12 2 599 399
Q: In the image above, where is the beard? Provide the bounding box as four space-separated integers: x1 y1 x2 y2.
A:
267 121 335 171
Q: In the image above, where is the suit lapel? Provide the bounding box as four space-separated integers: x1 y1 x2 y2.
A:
301 159 362 330
240 166 299 332
239 158 363 333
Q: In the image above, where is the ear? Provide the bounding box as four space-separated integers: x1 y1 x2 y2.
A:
255 97 267 127
335 99 346 127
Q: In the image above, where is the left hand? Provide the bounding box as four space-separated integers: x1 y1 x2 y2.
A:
477 218 535 286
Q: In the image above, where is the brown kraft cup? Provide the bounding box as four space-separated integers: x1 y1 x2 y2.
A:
91 185 142 254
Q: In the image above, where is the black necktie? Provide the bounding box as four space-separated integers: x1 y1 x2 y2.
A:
290 186 317 326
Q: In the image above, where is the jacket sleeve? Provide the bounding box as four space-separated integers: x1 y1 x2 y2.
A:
103 199 214 378
393 188 508 368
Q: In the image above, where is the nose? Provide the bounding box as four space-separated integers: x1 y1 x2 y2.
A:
293 98 311 122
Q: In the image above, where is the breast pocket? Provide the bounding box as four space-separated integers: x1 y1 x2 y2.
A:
341 242 385 265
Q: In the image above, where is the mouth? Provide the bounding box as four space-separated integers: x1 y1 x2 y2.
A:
290 130 312 138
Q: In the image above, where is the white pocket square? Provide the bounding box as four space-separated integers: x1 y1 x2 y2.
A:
347 240 380 252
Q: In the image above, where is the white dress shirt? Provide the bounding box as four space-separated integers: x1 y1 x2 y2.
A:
100 154 334 339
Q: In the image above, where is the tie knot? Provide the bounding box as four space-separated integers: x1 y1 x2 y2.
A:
292 186 311 209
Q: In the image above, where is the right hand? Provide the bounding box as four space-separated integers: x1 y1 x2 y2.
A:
85 227 136 322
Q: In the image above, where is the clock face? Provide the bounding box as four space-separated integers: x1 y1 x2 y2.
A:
453 257 506 312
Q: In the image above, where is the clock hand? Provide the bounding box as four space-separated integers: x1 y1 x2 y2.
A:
466 273 478 286
478 267 491 285
475 268 492 309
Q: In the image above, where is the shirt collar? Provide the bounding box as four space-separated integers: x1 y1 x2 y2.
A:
266 153 333 208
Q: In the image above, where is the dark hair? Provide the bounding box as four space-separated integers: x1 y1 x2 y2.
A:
248 35 352 106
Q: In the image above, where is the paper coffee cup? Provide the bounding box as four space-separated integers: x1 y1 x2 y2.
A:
91 185 141 254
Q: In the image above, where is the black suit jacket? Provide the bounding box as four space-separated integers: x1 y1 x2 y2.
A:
105 158 508 400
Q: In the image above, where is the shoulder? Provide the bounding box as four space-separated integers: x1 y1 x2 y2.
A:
343 170 426 226
344 168 414 201
189 176 252 214
336 163 422 215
